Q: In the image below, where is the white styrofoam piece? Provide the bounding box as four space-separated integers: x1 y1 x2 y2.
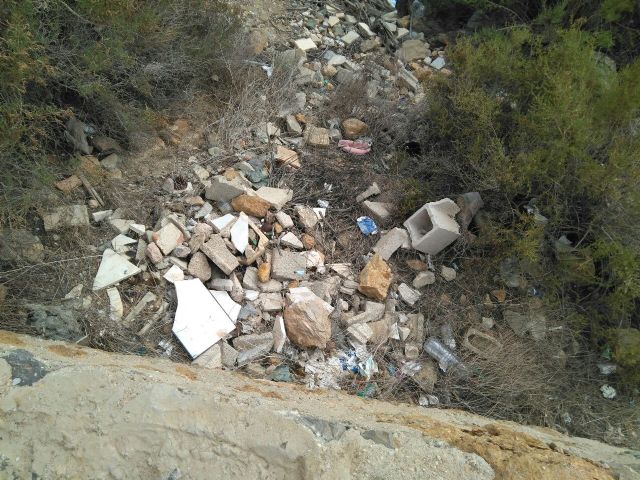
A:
172 279 235 358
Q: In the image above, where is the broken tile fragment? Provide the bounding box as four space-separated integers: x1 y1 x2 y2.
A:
92 249 142 291
172 279 235 358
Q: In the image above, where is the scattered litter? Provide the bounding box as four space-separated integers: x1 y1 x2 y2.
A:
338 139 371 155
357 216 378 236
423 337 462 372
601 384 616 399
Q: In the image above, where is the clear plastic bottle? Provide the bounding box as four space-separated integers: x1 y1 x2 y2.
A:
423 337 462 372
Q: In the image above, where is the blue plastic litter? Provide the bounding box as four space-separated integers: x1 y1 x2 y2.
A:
357 216 378 236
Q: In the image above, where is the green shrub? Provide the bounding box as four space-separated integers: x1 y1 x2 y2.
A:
0 0 239 223
415 25 640 386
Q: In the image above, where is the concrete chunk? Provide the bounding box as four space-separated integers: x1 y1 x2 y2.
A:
398 283 421 306
200 235 239 275
281 232 304 249
42 205 89 231
372 228 407 261
403 198 461 255
275 211 294 229
356 183 380 203
153 223 184 255
272 249 307 281
204 175 251 202
363 201 392 225
255 187 293 210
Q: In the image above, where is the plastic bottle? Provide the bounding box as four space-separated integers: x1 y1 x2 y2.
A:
423 337 461 372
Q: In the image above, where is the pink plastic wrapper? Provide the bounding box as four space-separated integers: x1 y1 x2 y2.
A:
338 139 371 155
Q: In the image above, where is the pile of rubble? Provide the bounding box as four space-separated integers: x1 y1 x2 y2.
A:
74 149 489 398
2 2 506 401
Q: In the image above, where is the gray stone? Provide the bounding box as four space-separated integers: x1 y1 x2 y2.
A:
154 223 183 255
173 245 191 258
286 115 303 135
192 343 222 369
398 283 421 306
372 228 407 261
343 301 385 327
200 235 239 275
294 205 319 230
256 293 283 312
259 279 283 293
334 68 355 84
188 251 212 282
275 211 294 229
194 203 213 219
397 39 429 63
204 175 251 202
100 153 120 171
363 201 392 225
356 183 381 203
0 229 44 263
210 278 234 292
42 205 90 231
360 38 379 53
271 249 307 281
255 187 293 210
397 67 420 93
357 22 375 37
347 322 373 344
233 332 274 352
280 232 303 249
221 341 239 367
242 267 260 290
342 31 361 45
237 343 272 366
441 266 457 282
413 271 436 288
109 218 134 235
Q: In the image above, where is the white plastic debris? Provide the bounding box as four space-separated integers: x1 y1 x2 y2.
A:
601 384 616 399
172 279 236 358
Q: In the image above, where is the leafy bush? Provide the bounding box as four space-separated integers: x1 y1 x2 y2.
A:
0 0 239 223
414 25 640 386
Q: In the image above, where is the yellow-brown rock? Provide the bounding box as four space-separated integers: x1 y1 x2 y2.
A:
358 254 392 300
301 234 316 250
258 262 271 283
342 118 368 139
231 194 270 218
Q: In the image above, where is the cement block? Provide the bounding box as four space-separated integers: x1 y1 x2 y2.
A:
403 198 460 255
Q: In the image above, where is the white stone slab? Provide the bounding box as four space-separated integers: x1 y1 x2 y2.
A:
230 212 248 254
163 265 185 284
172 279 236 358
92 249 142 291
211 213 236 233
210 290 241 323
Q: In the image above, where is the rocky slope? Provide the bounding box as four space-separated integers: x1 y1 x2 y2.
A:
0 331 638 480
